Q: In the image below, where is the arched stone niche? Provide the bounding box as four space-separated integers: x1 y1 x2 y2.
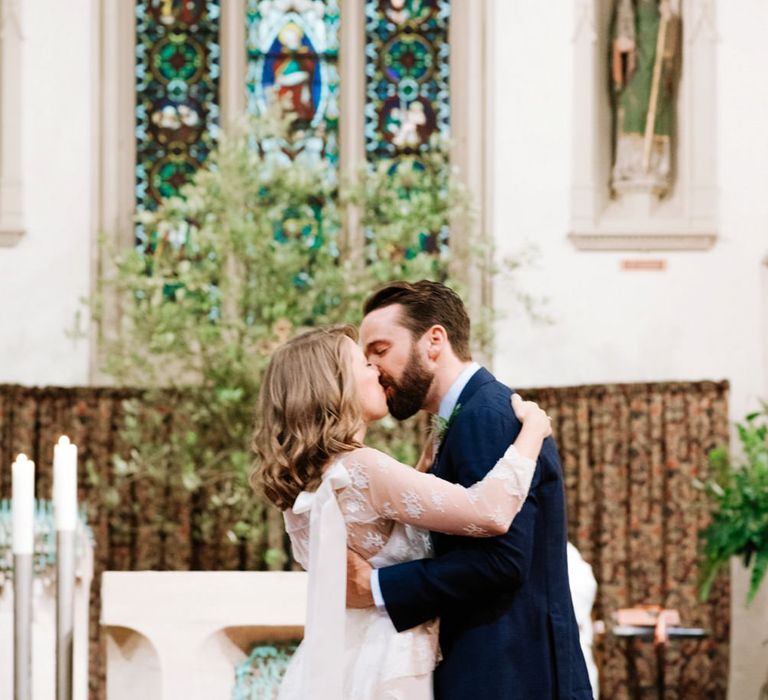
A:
569 0 718 251
105 626 162 700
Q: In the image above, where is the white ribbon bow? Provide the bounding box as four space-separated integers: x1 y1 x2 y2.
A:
292 461 351 699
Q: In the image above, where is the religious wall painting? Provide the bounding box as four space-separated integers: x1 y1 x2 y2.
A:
609 0 681 199
135 0 221 250
246 0 340 168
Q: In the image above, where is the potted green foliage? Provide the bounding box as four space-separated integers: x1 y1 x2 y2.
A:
697 405 768 604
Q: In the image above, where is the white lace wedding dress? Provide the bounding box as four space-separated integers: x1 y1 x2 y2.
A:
277 444 536 700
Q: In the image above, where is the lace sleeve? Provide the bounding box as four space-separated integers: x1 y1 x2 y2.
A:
343 446 536 537
283 510 310 570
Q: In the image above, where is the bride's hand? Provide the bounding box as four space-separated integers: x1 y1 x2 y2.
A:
346 549 375 609
511 393 552 439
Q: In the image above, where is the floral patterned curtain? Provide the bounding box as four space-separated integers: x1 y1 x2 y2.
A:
0 380 729 699
525 380 730 700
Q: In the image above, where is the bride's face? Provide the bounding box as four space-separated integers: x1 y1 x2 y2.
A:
345 337 389 423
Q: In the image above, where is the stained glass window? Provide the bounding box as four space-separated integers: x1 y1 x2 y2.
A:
245 0 340 170
135 0 221 250
364 0 450 162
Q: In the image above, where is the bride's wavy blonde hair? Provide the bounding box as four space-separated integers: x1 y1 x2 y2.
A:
251 325 365 510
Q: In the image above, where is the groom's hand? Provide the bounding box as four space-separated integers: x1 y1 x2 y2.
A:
346 548 375 608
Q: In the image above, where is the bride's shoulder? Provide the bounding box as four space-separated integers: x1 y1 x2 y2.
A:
339 446 397 471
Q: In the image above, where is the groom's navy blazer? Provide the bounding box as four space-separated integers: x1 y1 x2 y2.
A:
378 368 593 700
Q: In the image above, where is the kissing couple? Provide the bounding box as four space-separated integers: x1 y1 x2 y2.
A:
252 280 592 699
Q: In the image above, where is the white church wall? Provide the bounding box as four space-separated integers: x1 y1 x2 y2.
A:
488 2 768 698
490 0 767 419
0 0 95 386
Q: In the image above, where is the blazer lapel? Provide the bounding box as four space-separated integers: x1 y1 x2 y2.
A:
429 366 496 474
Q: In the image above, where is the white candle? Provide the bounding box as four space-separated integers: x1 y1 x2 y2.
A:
12 453 35 554
53 435 78 531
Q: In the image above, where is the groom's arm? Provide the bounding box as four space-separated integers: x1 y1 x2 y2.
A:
377 403 554 633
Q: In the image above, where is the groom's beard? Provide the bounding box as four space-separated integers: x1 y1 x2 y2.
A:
381 348 434 420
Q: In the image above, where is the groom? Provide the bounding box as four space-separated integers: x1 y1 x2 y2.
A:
348 280 593 700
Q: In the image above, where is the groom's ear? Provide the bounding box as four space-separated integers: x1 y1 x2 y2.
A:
424 324 449 361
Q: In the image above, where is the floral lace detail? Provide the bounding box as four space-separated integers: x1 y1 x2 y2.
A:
335 460 378 526
430 491 447 512
362 531 386 552
408 526 433 558
463 523 489 536
347 462 370 489
401 491 426 519
381 502 398 519
285 445 536 568
341 494 367 516
341 446 534 543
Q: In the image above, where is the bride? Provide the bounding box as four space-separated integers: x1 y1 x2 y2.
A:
251 325 551 699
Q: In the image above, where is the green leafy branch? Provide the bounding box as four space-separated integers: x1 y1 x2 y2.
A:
697 404 768 604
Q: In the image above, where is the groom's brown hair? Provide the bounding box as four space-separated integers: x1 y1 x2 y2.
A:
363 280 472 361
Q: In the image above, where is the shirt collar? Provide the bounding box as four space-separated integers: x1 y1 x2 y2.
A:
438 362 480 420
